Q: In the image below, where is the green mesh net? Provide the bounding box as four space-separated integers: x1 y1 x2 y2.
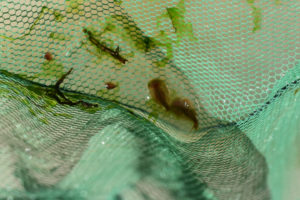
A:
0 0 299 199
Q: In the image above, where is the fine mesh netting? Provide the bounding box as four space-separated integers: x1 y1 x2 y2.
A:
0 0 299 199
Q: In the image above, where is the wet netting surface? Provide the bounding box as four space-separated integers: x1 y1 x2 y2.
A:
0 0 299 199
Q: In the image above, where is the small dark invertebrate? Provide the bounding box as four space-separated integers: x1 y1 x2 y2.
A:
44 52 53 61
105 82 117 90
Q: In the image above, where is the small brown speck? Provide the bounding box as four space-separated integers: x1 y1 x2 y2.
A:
105 82 117 90
44 52 53 61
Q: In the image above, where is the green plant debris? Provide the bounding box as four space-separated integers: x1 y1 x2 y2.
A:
105 104 118 110
0 68 99 124
49 32 69 41
251 6 262 32
39 117 50 125
143 36 154 52
246 0 262 33
66 0 85 14
67 0 81 9
113 0 123 6
0 79 55 124
151 0 197 67
164 0 196 41
0 6 64 41
53 10 64 22
154 58 170 68
151 31 174 67
103 22 117 34
0 69 38 82
52 112 73 118
274 0 281 5
147 112 159 123
82 106 102 114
